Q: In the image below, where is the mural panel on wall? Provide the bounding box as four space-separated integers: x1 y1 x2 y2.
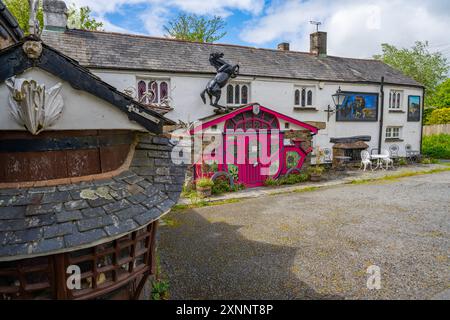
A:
407 95 421 122
336 92 378 122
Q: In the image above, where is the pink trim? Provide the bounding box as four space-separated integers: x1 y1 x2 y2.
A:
191 104 318 134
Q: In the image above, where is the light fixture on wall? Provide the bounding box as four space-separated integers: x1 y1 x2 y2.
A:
325 86 346 121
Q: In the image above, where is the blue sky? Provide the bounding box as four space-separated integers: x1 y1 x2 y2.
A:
69 0 450 60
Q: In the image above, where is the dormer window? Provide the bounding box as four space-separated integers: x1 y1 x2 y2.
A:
137 79 170 105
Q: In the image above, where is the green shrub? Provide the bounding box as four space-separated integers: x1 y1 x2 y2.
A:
426 107 450 125
398 158 408 165
263 178 278 186
152 280 169 300
196 177 214 188
420 158 432 164
307 165 325 175
277 173 309 185
211 178 231 195
422 134 450 159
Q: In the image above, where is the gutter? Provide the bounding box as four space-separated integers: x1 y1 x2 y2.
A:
378 76 385 153
420 87 426 154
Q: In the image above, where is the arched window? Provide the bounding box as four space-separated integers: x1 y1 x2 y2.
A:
241 85 248 104
294 89 300 105
227 85 234 104
149 81 158 103
235 85 240 105
160 81 168 102
396 92 401 108
138 80 147 104
301 88 306 107
307 90 313 106
389 92 392 108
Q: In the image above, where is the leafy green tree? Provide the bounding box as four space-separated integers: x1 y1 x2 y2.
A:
4 0 43 32
4 0 102 33
163 14 226 43
374 41 449 106
428 78 450 108
426 107 450 125
67 5 103 31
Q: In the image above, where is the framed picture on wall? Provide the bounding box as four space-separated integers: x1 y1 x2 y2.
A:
336 92 378 122
407 95 421 122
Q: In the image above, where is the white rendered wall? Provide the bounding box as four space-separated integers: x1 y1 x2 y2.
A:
93 69 423 157
0 68 146 132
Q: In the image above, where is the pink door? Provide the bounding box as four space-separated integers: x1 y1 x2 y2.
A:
224 109 281 187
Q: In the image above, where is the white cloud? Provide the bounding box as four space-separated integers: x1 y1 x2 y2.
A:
239 0 450 60
67 0 264 36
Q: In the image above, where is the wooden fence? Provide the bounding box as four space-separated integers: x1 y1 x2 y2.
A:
423 124 450 136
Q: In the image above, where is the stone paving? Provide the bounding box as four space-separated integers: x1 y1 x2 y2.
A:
160 169 450 300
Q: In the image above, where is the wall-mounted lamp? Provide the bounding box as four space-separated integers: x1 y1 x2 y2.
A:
325 86 346 121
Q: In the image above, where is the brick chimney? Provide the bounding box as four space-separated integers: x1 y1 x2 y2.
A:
43 0 68 31
277 42 290 51
310 31 327 56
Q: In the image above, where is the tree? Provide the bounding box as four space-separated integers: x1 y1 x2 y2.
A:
374 41 449 106
67 5 103 31
426 107 450 125
428 78 450 108
4 0 103 33
4 0 43 32
163 14 226 43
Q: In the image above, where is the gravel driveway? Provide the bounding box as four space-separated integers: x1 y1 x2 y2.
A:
159 172 450 299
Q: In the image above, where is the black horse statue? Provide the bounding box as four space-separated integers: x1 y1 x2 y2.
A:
201 52 239 112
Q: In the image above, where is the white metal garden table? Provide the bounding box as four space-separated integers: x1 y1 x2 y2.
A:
370 154 389 170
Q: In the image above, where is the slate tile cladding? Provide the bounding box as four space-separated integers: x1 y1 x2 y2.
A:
0 134 186 260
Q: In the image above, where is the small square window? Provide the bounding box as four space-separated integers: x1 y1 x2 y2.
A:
284 123 290 129
386 127 401 139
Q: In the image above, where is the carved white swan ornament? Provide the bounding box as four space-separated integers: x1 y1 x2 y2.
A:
6 77 64 135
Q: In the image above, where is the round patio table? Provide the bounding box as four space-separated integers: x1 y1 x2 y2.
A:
371 154 389 170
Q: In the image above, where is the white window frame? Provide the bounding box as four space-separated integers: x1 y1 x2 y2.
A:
386 126 402 139
294 86 315 107
136 78 171 105
226 82 250 106
388 90 403 110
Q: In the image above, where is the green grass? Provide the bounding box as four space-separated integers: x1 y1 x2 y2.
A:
293 186 321 193
422 134 450 159
171 198 241 211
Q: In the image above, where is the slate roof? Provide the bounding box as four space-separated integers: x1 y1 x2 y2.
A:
0 135 186 261
0 37 175 133
0 0 24 42
41 29 422 87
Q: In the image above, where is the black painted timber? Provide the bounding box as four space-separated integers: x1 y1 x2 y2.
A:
0 133 134 153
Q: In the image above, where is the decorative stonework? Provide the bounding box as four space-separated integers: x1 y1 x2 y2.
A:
22 40 43 59
6 76 64 135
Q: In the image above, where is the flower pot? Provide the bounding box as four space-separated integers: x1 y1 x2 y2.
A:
196 186 212 198
310 173 322 182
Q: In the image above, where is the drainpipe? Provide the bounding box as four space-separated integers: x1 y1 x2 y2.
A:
378 76 385 153
420 87 425 154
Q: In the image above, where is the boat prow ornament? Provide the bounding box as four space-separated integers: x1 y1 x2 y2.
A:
6 77 64 135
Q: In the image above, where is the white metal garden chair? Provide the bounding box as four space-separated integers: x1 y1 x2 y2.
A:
381 149 394 170
360 150 372 171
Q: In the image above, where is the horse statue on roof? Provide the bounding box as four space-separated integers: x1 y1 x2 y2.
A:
200 52 239 113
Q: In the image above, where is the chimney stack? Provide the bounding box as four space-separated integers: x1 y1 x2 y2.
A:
277 42 290 51
310 31 327 56
42 0 68 31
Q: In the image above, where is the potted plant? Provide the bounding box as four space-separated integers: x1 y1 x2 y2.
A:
196 177 214 197
308 165 325 182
